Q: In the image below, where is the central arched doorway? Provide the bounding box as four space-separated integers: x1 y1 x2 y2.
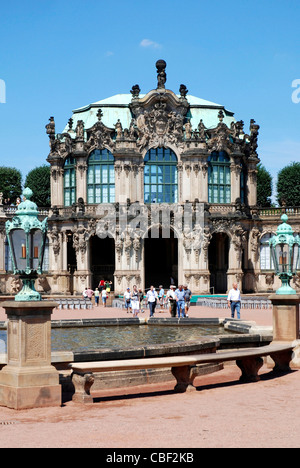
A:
90 235 115 290
208 232 229 294
144 227 178 289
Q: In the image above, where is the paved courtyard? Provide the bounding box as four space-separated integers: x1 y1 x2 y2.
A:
0 303 298 448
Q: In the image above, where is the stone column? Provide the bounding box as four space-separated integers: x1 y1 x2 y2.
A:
76 160 87 202
247 165 258 206
231 163 241 203
50 166 64 206
0 301 61 410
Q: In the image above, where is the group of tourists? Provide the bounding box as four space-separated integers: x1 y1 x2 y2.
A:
124 284 192 318
82 279 113 307
83 281 242 319
2 197 21 206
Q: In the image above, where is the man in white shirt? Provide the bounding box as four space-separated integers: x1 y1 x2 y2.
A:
146 286 158 317
227 283 241 319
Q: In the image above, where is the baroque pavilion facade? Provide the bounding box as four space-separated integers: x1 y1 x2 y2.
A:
0 60 299 296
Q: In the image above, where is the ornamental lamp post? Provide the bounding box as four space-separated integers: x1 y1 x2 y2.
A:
269 214 300 344
5 187 48 301
269 214 300 295
0 187 61 410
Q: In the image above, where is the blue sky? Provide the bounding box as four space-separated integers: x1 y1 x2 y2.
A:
0 0 299 198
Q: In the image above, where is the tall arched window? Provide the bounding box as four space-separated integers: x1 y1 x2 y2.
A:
260 233 274 270
208 151 231 204
87 149 115 204
64 157 76 206
144 147 178 203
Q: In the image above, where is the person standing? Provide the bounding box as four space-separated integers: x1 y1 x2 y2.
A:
124 287 132 313
158 285 165 308
131 285 140 317
86 287 94 300
147 286 158 317
183 284 192 318
101 288 108 307
138 288 145 313
94 288 100 306
175 285 185 318
227 283 241 319
166 285 177 317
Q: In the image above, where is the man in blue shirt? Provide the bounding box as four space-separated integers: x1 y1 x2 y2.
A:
175 285 185 318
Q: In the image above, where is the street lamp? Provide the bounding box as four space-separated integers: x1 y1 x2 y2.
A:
269 214 300 295
5 187 48 301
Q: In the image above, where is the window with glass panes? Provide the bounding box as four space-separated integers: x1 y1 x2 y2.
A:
64 157 76 206
208 151 231 203
87 149 115 204
144 147 178 203
260 233 275 270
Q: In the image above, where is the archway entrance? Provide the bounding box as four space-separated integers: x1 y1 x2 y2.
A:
208 232 229 294
144 227 178 290
90 235 115 290
67 231 77 295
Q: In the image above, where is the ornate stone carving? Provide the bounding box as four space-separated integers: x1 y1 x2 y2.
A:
73 227 90 261
135 100 185 150
156 59 167 89
85 110 115 153
49 226 60 258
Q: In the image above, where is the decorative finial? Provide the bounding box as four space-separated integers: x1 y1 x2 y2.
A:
218 110 224 123
130 84 141 99
22 187 33 201
97 109 103 121
156 59 167 89
179 84 188 98
45 116 55 136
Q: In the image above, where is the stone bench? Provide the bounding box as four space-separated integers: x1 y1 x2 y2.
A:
69 343 294 403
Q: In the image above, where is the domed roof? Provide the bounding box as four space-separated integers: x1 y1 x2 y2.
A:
62 93 235 137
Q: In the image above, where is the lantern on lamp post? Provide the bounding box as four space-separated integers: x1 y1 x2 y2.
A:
269 214 300 295
5 187 48 301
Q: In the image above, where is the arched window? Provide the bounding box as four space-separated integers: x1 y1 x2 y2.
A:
208 151 231 204
260 233 274 270
64 157 76 206
144 147 178 203
87 149 115 204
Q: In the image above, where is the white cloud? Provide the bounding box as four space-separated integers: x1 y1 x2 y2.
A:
105 51 114 57
140 38 161 49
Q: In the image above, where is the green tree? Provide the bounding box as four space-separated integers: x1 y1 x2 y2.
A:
277 162 300 207
25 165 51 207
256 163 272 207
0 166 22 203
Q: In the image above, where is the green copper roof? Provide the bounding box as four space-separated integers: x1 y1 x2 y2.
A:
62 93 235 136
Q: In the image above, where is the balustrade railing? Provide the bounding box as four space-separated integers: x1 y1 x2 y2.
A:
259 206 300 218
1 203 300 220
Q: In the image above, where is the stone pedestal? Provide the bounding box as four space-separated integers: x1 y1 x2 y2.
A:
269 294 300 342
0 301 61 410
